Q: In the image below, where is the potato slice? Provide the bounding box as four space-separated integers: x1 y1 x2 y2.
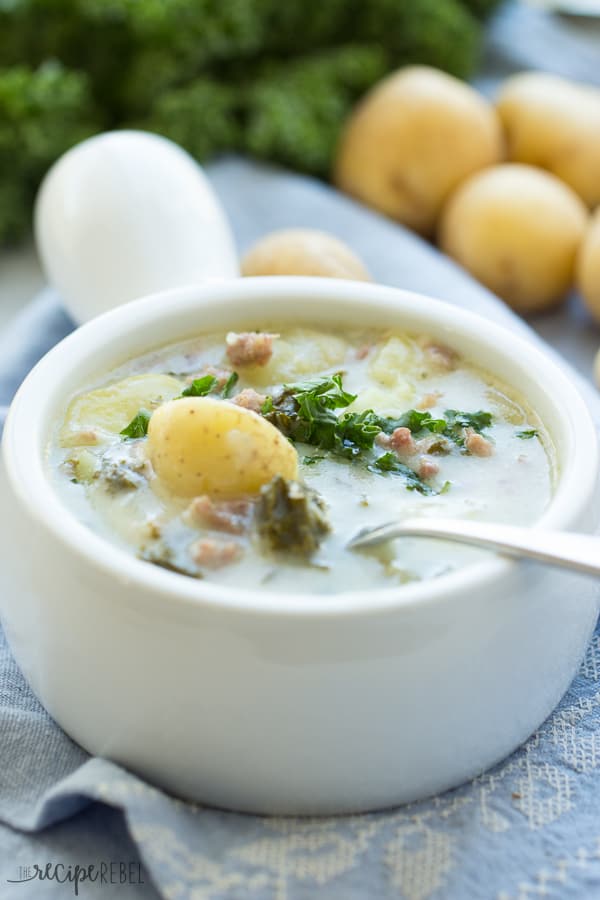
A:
147 397 298 498
60 374 183 447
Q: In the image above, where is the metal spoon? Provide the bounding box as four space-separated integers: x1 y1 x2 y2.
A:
347 517 600 577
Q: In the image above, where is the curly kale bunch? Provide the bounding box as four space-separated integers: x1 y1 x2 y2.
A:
0 0 501 244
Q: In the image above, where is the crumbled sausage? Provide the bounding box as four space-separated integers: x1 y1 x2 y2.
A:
185 495 252 535
417 456 440 479
190 537 243 568
355 343 373 360
225 331 278 367
232 388 267 413
417 391 442 410
376 427 417 455
424 342 458 371
464 429 494 457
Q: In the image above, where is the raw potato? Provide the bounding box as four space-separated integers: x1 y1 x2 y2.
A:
577 208 600 322
438 164 588 314
496 72 600 209
60 374 183 447
333 66 504 235
147 397 298 498
241 229 370 281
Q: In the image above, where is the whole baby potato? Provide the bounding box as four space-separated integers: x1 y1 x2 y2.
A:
333 66 504 235
147 397 298 498
496 72 600 209
438 164 588 314
241 229 370 281
577 208 600 321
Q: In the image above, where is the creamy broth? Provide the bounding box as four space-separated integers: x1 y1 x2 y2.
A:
49 326 554 594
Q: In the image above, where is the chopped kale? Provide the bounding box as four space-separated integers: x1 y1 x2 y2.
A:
260 374 492 494
377 409 447 435
181 374 218 397
336 410 382 449
370 453 437 495
120 408 152 439
221 371 239 398
516 429 538 439
286 373 357 410
256 475 331 556
140 545 202 578
444 409 492 433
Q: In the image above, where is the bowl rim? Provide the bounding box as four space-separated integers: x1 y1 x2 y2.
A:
2 276 598 618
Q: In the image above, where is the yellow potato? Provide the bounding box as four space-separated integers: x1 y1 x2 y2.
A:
496 72 600 209
577 208 600 321
147 397 298 498
60 374 183 447
333 65 504 235
438 164 588 314
241 229 370 281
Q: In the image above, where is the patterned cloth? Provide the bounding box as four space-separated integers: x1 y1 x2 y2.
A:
2 4 600 897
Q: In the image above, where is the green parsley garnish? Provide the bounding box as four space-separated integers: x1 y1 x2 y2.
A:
181 375 218 397
260 373 493 495
516 429 538 439
302 455 326 465
221 372 239 398
120 408 152 439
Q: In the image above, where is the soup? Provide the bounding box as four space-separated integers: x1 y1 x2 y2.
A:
50 326 554 593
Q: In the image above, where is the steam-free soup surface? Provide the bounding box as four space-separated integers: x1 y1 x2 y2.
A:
50 326 554 594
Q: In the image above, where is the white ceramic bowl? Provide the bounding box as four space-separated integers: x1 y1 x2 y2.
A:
1 278 599 815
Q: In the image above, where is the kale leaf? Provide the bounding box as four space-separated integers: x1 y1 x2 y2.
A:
221 372 239 398
181 375 218 397
120 408 151 439
516 429 538 440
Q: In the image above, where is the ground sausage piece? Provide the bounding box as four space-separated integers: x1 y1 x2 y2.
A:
417 456 440 479
355 343 373 360
232 388 267 413
190 537 243 568
417 391 442 410
424 342 458 371
185 495 252 534
225 331 278 367
464 429 494 457
376 427 417 455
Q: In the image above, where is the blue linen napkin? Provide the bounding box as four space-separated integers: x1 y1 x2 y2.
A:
2 2 600 895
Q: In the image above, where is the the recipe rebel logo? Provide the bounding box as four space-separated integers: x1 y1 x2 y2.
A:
7 861 145 895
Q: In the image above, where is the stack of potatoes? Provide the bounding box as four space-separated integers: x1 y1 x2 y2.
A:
241 66 600 378
332 66 600 322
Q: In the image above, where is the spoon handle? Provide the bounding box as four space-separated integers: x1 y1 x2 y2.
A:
350 518 600 578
